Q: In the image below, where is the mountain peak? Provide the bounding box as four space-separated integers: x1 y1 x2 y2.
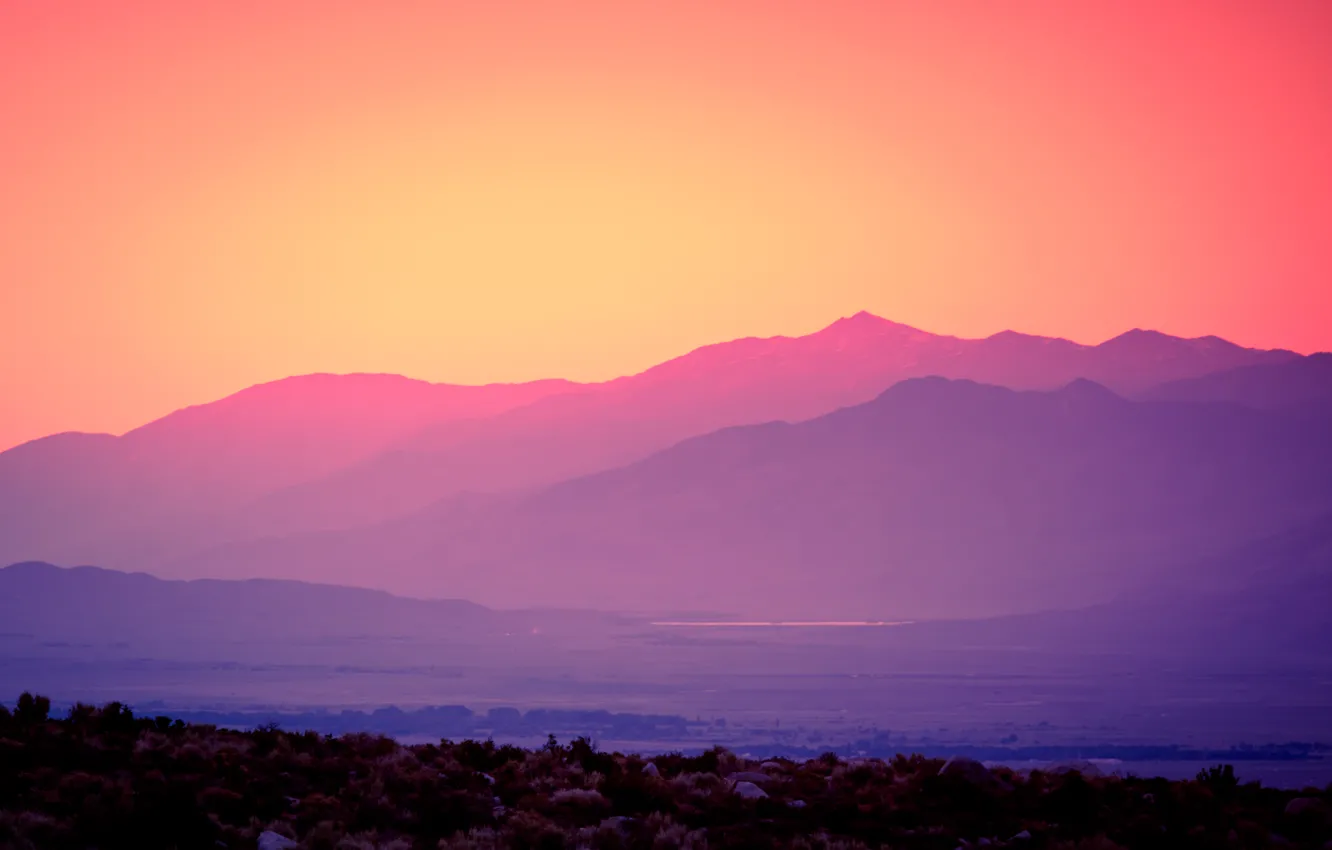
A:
829 310 897 327
842 309 884 323
815 311 935 341
867 375 1000 407
2 560 61 573
983 329 1084 350
1098 328 1244 353
1056 378 1122 403
1100 328 1172 346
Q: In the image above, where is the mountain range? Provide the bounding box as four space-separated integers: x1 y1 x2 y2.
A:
2 312 1328 622
160 376 1332 619
5 508 1328 661
0 560 626 650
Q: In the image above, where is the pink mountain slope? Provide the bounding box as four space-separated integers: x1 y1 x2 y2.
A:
225 314 1299 539
0 374 580 566
0 313 1299 571
163 377 1332 619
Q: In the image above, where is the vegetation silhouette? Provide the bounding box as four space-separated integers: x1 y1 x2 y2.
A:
1 694 1329 849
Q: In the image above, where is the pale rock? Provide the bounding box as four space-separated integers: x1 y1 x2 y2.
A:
733 780 768 799
257 832 298 850
938 756 994 785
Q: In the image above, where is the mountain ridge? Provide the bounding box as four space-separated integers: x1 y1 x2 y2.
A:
5 313 1300 452
0 314 1311 577
154 376 1332 620
0 560 637 652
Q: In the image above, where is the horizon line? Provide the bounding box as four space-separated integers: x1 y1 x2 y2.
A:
649 620 916 628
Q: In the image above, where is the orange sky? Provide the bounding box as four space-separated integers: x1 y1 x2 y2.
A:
3 0 1332 451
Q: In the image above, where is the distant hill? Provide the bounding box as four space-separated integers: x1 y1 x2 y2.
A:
0 561 491 643
235 318 1301 539
0 375 579 568
6 506 1328 673
0 314 1301 574
909 511 1332 663
0 561 628 651
1140 352 1332 409
165 377 1332 620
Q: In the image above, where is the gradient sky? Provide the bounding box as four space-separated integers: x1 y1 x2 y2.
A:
3 0 1332 451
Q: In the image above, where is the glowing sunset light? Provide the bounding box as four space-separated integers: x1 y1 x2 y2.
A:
3 4 1332 814
3 0 1331 451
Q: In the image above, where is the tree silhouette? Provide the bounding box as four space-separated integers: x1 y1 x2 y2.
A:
14 691 50 724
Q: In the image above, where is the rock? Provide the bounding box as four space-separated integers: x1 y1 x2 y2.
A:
938 757 994 785
787 799 806 809
642 762 660 777
1010 830 1031 841
480 772 495 785
1286 797 1331 819
257 832 298 850
760 761 784 771
551 789 607 805
730 771 775 784
492 805 507 817
733 780 768 799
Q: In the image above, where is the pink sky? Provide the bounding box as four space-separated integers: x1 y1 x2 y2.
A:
3 0 1331 451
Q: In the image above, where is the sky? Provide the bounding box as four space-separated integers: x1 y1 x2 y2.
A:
3 0 1331 451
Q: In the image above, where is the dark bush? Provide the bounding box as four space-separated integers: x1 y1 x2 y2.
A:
1 693 1328 850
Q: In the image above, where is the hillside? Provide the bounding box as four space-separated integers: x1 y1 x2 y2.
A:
160 378 1332 620
233 318 1302 538
0 375 578 569
0 315 1298 574
1141 352 1332 409
0 561 628 652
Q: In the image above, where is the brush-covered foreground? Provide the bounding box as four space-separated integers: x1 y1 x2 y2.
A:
2 696 1330 850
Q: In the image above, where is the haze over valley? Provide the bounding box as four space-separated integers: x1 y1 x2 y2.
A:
4 314 1330 785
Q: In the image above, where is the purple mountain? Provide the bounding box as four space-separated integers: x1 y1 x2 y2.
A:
0 315 1302 574
160 377 1332 620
